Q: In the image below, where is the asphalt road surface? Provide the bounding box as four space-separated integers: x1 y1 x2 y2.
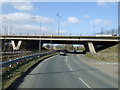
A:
17 54 118 88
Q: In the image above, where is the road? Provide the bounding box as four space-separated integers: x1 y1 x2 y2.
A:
17 54 118 88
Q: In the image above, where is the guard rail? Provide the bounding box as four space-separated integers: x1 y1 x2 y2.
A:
0 52 52 68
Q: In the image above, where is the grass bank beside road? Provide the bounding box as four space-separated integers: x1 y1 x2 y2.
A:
85 44 119 62
2 52 58 89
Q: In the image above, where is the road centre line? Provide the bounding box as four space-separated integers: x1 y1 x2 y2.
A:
65 55 93 89
79 77 93 89
69 55 93 89
65 56 73 71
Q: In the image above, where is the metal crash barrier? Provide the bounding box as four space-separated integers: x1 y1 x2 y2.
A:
0 52 52 68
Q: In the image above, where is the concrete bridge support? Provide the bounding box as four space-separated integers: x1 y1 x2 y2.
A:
84 42 96 53
11 40 22 50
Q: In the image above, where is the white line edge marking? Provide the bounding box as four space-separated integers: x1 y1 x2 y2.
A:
66 56 73 71
79 77 92 89
95 62 118 65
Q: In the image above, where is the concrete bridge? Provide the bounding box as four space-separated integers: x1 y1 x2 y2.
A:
0 35 119 53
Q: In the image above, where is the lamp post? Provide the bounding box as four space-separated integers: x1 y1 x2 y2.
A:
9 19 13 35
3 17 8 35
3 17 13 35
39 20 42 52
31 16 42 52
57 14 62 35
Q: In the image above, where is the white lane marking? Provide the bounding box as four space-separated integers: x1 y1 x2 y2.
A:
79 77 92 89
95 62 118 65
68 55 93 89
66 56 73 71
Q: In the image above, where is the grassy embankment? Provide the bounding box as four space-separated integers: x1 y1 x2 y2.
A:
86 44 119 61
2 52 58 89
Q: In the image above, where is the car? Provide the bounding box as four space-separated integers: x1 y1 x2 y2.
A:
59 51 66 55
74 50 77 53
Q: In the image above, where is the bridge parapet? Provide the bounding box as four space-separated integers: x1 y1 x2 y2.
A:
0 32 107 36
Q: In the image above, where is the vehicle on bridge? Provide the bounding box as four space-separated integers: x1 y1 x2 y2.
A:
95 33 117 36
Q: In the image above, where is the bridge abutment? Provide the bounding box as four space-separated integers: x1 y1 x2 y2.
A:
84 42 96 53
11 40 22 50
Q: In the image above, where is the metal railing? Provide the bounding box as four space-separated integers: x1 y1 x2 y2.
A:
1 32 119 37
0 52 52 68
0 32 96 36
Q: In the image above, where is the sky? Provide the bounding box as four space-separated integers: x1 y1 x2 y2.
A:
1 1 118 35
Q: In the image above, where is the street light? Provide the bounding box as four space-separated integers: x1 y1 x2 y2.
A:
57 14 62 35
3 17 8 35
9 19 13 35
31 16 42 52
3 17 13 35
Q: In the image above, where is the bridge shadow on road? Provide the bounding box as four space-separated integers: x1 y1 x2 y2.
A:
10 67 98 89
28 68 98 75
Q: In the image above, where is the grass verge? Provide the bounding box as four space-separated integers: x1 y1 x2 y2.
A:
2 52 58 89
85 53 118 62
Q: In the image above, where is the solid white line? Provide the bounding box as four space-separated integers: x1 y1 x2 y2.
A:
66 56 73 71
95 62 118 65
79 77 92 89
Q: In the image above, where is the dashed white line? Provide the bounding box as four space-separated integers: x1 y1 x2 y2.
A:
65 56 73 71
66 55 93 89
79 77 92 89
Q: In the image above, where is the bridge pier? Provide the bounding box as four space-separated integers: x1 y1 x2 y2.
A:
11 40 22 50
84 42 96 53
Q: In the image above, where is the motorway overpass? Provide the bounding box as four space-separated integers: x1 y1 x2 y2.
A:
0 35 119 53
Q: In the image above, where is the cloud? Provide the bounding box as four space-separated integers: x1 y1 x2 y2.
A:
90 19 112 25
96 0 119 6
97 2 107 6
90 19 102 24
12 2 34 11
2 2 34 11
1 13 55 34
12 24 66 35
1 23 58 35
60 22 68 26
54 29 66 34
67 17 80 24
83 15 91 18
2 12 54 24
13 24 50 32
34 15 54 23
61 16 81 26
3 23 67 35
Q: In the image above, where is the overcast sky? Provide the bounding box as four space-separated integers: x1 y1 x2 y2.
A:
1 1 118 35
